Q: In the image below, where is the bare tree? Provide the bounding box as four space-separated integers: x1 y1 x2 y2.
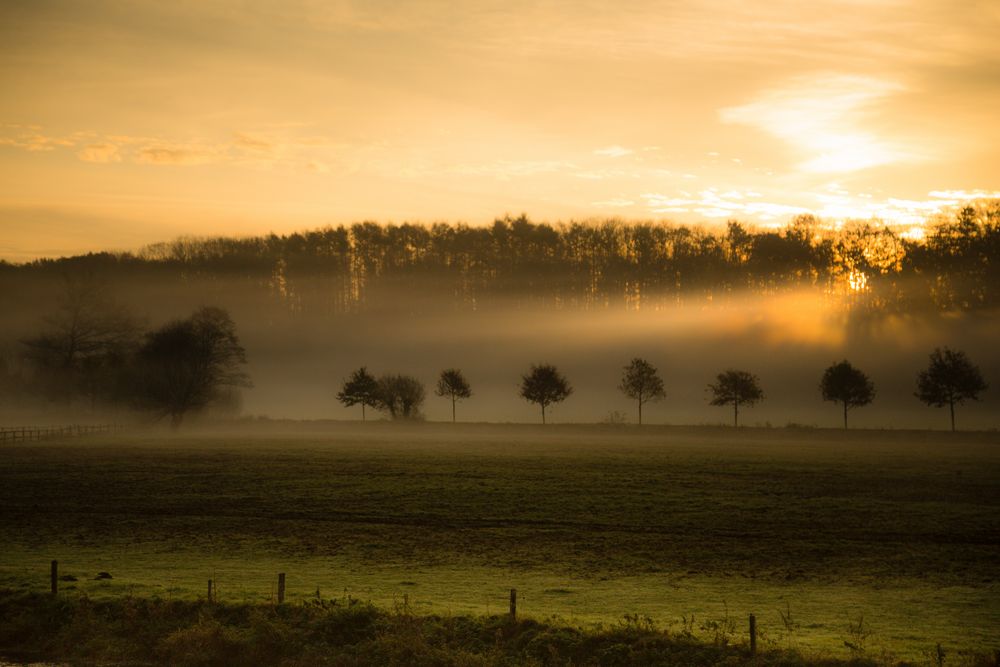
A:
435 368 472 423
337 367 380 421
21 276 143 404
708 369 764 427
133 307 251 428
618 357 665 425
520 364 572 424
376 374 425 420
820 360 875 429
915 347 988 431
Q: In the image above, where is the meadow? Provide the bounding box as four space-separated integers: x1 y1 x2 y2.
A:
1 422 998 663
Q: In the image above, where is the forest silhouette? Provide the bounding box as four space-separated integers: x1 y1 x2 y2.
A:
2 204 997 315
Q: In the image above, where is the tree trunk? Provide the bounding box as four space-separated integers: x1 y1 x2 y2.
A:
638 400 642 426
452 396 456 423
361 403 366 422
843 402 848 430
541 403 546 425
733 400 739 427
949 399 955 432
170 412 183 431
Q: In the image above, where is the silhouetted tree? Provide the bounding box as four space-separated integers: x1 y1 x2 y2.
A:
819 360 875 429
21 276 142 404
520 364 572 424
618 357 665 425
134 307 251 428
435 368 472 423
337 367 380 421
708 369 764 427
915 347 988 431
376 374 425 420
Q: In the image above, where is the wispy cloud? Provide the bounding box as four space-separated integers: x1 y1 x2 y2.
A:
136 145 218 165
76 143 122 163
591 198 635 208
0 128 76 152
0 125 343 170
929 189 1000 201
720 73 914 173
594 145 634 158
448 159 576 180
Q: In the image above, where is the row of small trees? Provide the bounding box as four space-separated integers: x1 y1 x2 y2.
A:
337 348 989 431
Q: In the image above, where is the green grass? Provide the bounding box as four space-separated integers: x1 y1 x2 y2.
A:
1 422 998 664
1 588 937 667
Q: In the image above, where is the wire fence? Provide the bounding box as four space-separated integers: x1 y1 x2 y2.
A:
0 423 122 445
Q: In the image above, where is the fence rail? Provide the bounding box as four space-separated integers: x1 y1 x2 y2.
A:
0 423 122 445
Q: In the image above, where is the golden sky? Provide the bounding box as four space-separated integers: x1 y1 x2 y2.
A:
1 0 999 260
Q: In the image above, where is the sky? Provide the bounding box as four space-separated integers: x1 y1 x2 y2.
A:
1 0 999 260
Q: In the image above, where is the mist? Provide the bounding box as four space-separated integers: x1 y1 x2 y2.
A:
3 267 996 430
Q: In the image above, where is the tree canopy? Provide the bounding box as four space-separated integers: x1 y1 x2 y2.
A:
708 369 764 427
435 368 472 423
915 347 988 431
819 360 876 429
337 367 380 421
21 277 142 404
375 374 426 420
133 307 251 428
618 358 665 425
520 364 572 424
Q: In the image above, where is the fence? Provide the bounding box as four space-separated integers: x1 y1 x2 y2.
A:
0 423 122 444
47 560 766 656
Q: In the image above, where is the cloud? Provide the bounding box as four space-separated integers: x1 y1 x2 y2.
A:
450 159 575 180
0 124 350 170
642 189 809 219
234 132 274 152
76 143 122 163
591 198 635 208
929 189 1000 201
720 73 913 173
594 145 634 158
136 146 217 165
0 130 76 152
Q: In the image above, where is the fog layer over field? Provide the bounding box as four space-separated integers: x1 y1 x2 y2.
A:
3 272 997 429
241 295 1000 429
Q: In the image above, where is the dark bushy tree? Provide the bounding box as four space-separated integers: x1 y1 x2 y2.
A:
915 347 988 431
337 367 380 421
134 307 251 428
520 364 572 424
435 368 472 423
376 374 425 420
618 357 665 425
708 369 764 427
820 360 875 429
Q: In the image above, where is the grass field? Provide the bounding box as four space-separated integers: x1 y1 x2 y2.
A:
1 422 998 663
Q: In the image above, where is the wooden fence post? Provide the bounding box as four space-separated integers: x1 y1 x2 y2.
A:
51 560 58 596
749 613 756 658
509 588 517 620
277 573 286 604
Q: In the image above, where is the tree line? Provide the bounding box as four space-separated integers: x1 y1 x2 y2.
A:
339 351 988 431
3 203 998 314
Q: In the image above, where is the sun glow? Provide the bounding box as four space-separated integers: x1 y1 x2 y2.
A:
848 269 869 292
